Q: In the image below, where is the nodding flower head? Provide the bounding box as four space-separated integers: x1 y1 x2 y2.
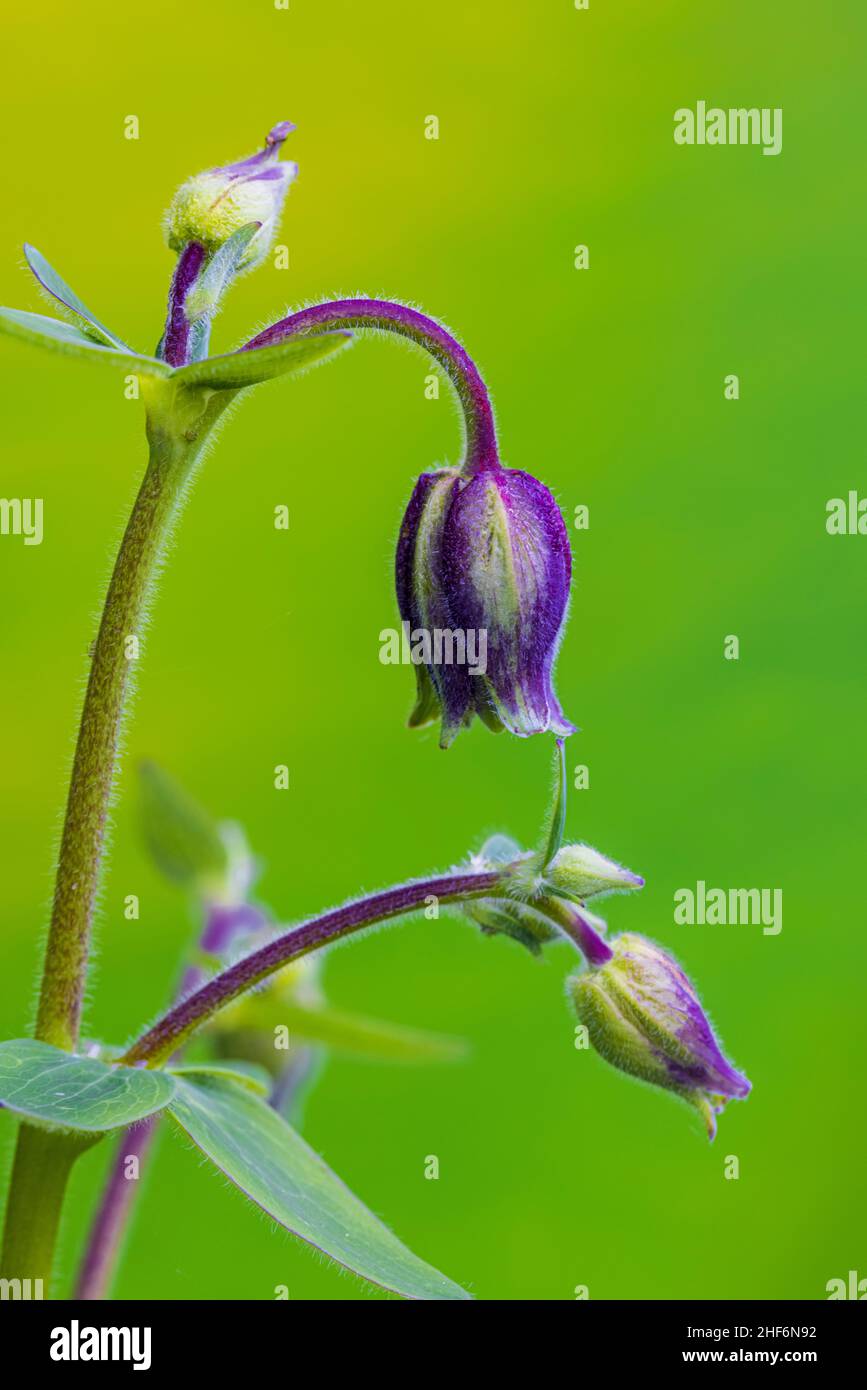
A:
165 122 297 269
568 932 751 1139
395 460 575 747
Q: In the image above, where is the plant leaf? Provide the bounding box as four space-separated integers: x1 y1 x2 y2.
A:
280 1004 467 1064
167 1073 470 1300
139 761 229 893
184 224 261 323
168 1062 272 1097
24 243 133 350
173 330 352 389
0 1039 175 1132
539 736 568 869
225 996 466 1064
0 306 170 376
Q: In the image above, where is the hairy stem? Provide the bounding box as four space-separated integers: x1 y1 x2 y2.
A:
0 1126 93 1293
36 387 224 1050
243 300 499 472
73 1117 160 1300
75 962 204 1299
122 869 502 1066
3 383 229 1295
159 242 208 366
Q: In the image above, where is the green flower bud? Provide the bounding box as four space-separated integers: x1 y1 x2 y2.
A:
545 842 644 900
569 933 751 1139
463 896 560 956
164 122 297 269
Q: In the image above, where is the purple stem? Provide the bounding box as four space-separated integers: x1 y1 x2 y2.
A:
121 869 501 1067
243 300 499 472
73 1116 159 1300
550 899 614 967
74 961 206 1300
161 242 206 367
269 1048 318 1119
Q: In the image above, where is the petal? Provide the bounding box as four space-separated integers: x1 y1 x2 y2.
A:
216 121 296 179
397 462 575 744
395 470 474 742
611 936 750 1100
442 467 574 736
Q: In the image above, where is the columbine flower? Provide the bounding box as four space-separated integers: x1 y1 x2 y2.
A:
395 461 574 747
569 932 751 1138
165 121 297 269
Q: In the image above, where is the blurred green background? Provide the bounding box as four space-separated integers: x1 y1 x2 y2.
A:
1 0 865 1300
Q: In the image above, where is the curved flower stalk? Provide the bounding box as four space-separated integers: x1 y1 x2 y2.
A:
242 301 577 744
75 765 464 1300
139 762 468 1072
113 754 748 1146
0 122 750 1302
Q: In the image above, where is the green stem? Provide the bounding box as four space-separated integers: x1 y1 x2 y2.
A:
2 380 231 1295
0 1125 93 1293
36 382 226 1050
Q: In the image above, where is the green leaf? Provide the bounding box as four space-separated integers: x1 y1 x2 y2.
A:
184 224 260 323
225 996 466 1064
0 1039 175 1132
279 1004 466 1063
174 330 352 389
463 896 557 956
167 1073 470 1300
0 306 170 376
24 243 132 350
139 761 229 893
168 1062 272 1097
269 1049 324 1126
539 736 568 869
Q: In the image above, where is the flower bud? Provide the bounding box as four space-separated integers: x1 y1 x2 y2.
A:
165 122 297 269
395 462 574 747
569 933 751 1138
139 760 230 899
463 896 561 956
545 842 644 900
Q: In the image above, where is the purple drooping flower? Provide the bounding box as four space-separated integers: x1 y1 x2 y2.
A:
569 932 751 1139
395 461 575 747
